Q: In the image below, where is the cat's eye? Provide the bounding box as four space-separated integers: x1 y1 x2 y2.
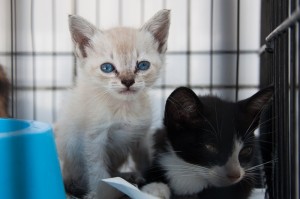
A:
205 144 218 154
136 61 150 71
239 146 253 156
100 63 115 73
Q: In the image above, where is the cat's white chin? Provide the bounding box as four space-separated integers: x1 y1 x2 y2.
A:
210 176 243 187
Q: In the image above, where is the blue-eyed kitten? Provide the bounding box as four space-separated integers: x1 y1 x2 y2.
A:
55 9 170 199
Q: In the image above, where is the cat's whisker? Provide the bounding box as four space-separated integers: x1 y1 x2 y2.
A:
245 159 276 172
166 96 219 139
244 112 276 142
245 172 259 180
170 165 228 180
244 172 262 177
243 116 276 142
244 128 257 142
259 147 275 153
244 104 268 140
242 176 256 185
243 135 256 144
257 115 278 128
255 140 274 144
257 131 274 136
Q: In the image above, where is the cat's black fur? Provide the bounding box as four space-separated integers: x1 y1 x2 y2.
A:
143 86 273 199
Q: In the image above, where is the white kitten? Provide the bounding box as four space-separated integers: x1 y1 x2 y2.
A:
55 10 170 199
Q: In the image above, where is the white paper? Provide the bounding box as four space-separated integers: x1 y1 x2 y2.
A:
102 177 159 199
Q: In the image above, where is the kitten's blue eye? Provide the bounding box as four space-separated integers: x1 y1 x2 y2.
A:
100 63 115 73
137 61 150 71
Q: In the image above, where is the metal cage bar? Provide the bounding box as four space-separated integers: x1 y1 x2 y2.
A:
260 0 300 198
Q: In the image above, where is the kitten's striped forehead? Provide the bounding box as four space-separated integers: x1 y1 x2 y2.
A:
106 27 137 55
103 27 146 71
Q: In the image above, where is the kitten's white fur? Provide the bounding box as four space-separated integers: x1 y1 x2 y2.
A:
55 10 170 199
141 182 171 199
149 139 245 197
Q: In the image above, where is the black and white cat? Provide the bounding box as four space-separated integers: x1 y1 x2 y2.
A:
142 86 273 199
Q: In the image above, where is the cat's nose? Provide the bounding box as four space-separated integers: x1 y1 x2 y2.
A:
121 79 135 88
227 172 241 182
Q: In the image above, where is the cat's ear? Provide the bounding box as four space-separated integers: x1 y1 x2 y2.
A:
140 9 170 53
239 86 274 119
69 15 98 58
164 87 202 127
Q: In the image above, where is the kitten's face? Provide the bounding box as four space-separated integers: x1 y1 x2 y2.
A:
164 87 273 188
69 10 170 100
82 28 163 99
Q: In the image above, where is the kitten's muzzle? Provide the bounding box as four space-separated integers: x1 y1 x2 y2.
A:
227 172 241 182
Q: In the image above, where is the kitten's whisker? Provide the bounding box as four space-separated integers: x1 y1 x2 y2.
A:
257 115 277 128
245 159 276 172
258 131 274 136
245 172 263 177
243 135 256 144
163 164 215 175
242 176 256 185
244 113 277 142
244 128 257 142
244 104 268 140
255 140 273 144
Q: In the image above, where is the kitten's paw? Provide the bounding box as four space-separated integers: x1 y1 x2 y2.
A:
141 182 171 199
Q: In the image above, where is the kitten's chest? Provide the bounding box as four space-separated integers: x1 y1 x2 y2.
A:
91 103 151 137
84 94 152 141
105 99 151 126
107 123 143 143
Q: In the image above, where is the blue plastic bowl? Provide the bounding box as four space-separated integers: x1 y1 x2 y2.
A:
0 118 66 199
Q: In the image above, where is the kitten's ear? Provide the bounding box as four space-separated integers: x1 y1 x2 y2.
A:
140 9 170 53
164 87 202 127
239 86 274 119
69 15 98 58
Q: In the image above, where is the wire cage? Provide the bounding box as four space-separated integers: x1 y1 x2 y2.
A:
0 0 299 199
3 0 261 125
260 0 300 199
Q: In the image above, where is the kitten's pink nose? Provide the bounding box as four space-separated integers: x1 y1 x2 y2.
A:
121 79 135 88
227 172 241 182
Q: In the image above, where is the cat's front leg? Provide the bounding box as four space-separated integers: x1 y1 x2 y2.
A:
84 132 124 199
141 182 171 199
131 131 153 174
